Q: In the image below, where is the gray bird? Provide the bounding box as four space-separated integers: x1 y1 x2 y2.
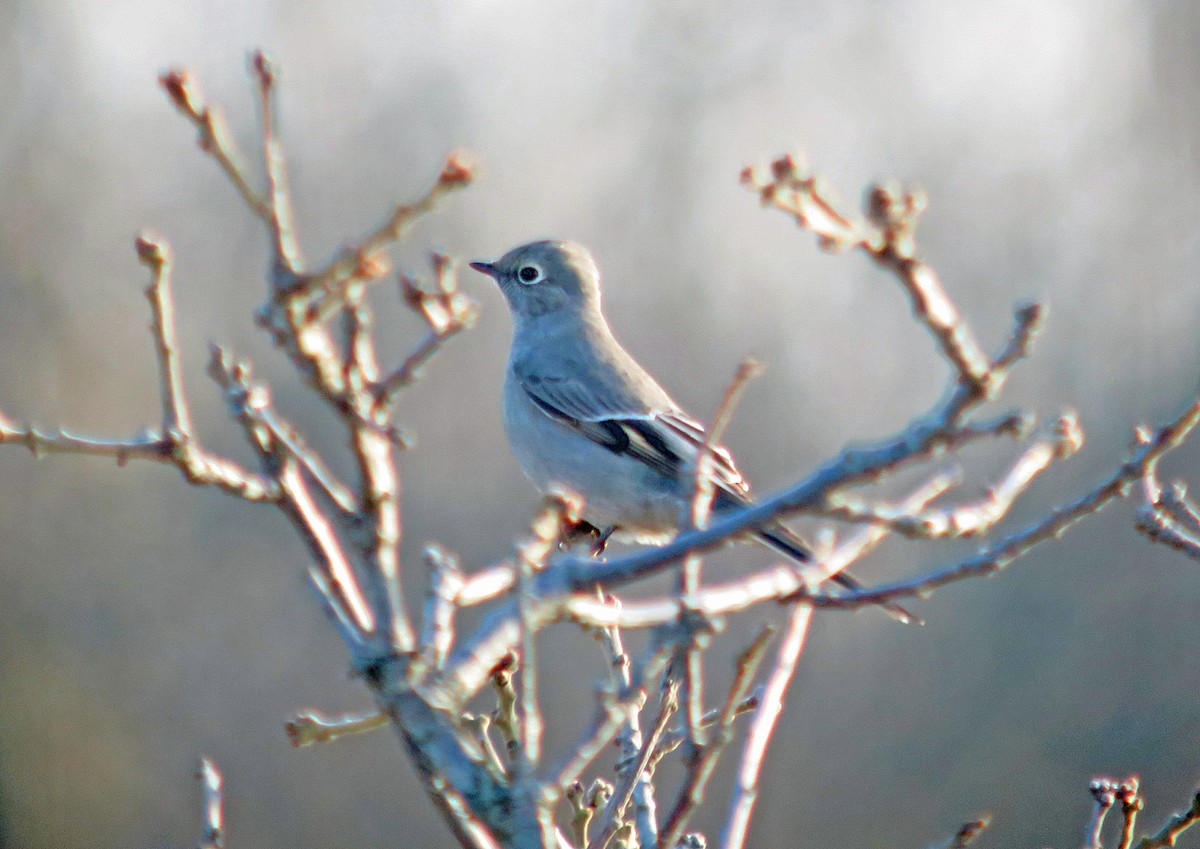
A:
471 240 912 622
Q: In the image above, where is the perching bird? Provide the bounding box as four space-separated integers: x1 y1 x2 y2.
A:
470 240 912 622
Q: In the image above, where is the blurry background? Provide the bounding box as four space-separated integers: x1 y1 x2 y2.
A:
2 1 1200 847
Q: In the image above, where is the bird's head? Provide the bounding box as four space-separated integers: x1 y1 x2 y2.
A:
470 240 602 324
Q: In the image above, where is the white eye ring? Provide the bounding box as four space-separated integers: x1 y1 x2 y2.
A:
516 263 544 285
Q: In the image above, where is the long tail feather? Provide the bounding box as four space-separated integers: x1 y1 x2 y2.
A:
755 525 921 625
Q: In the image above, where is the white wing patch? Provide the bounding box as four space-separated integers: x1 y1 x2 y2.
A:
520 375 750 499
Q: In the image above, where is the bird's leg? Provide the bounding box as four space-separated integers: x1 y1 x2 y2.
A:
590 526 617 558
559 517 604 552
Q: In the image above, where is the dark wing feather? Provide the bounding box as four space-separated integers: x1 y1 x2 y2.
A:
519 375 746 495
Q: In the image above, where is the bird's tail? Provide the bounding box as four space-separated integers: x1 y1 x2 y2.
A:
755 524 921 625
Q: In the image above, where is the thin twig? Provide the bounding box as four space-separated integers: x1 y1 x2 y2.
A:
719 604 814 849
658 625 774 849
679 358 764 749
250 50 303 276
158 70 270 220
196 757 225 849
566 780 615 849
514 494 577 775
821 413 1082 539
461 712 507 783
1117 777 1143 849
924 816 992 849
1132 785 1200 849
331 286 418 652
259 406 358 514
138 234 193 438
490 651 520 763
285 709 388 747
1137 452 1200 560
349 408 413 652
560 472 958 632
374 255 479 413
208 347 373 642
418 545 464 675
457 561 517 606
1088 778 1119 849
592 682 678 849
745 158 995 398
807 399 1200 614
428 777 505 849
546 639 674 795
0 236 280 503
649 695 761 772
302 155 474 310
606 593 662 849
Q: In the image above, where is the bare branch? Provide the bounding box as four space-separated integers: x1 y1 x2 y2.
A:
1137 451 1200 560
250 50 303 276
549 687 640 799
720 604 814 849
1132 785 1200 849
546 639 674 795
374 254 480 412
259 405 358 514
821 413 1082 539
566 780 615 849
301 154 475 309
349 418 414 652
541 381 1042 602
649 695 760 772
807 399 1200 614
658 625 774 849
429 777 506 849
458 561 518 606
285 708 388 747
679 359 764 750
0 236 281 503
991 302 1045 372
138 234 193 438
461 712 508 783
1117 778 1143 849
207 347 373 643
592 681 678 849
744 158 997 397
490 651 520 763
418 545 465 674
561 471 957 632
514 493 579 774
159 70 270 221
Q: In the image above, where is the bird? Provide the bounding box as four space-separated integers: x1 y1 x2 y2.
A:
470 240 913 623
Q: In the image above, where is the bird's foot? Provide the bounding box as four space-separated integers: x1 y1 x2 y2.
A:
559 518 604 551
590 526 617 558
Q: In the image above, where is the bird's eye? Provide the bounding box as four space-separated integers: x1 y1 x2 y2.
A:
517 264 543 285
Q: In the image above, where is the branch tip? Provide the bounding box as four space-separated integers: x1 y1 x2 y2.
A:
440 150 476 187
196 756 225 849
135 232 170 268
159 68 201 113
250 49 276 90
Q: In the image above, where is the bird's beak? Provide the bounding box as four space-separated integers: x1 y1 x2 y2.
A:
469 261 498 278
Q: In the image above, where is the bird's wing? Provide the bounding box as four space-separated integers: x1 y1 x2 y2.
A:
518 372 749 497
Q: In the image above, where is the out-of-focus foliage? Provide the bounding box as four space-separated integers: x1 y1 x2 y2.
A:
1 2 1199 848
